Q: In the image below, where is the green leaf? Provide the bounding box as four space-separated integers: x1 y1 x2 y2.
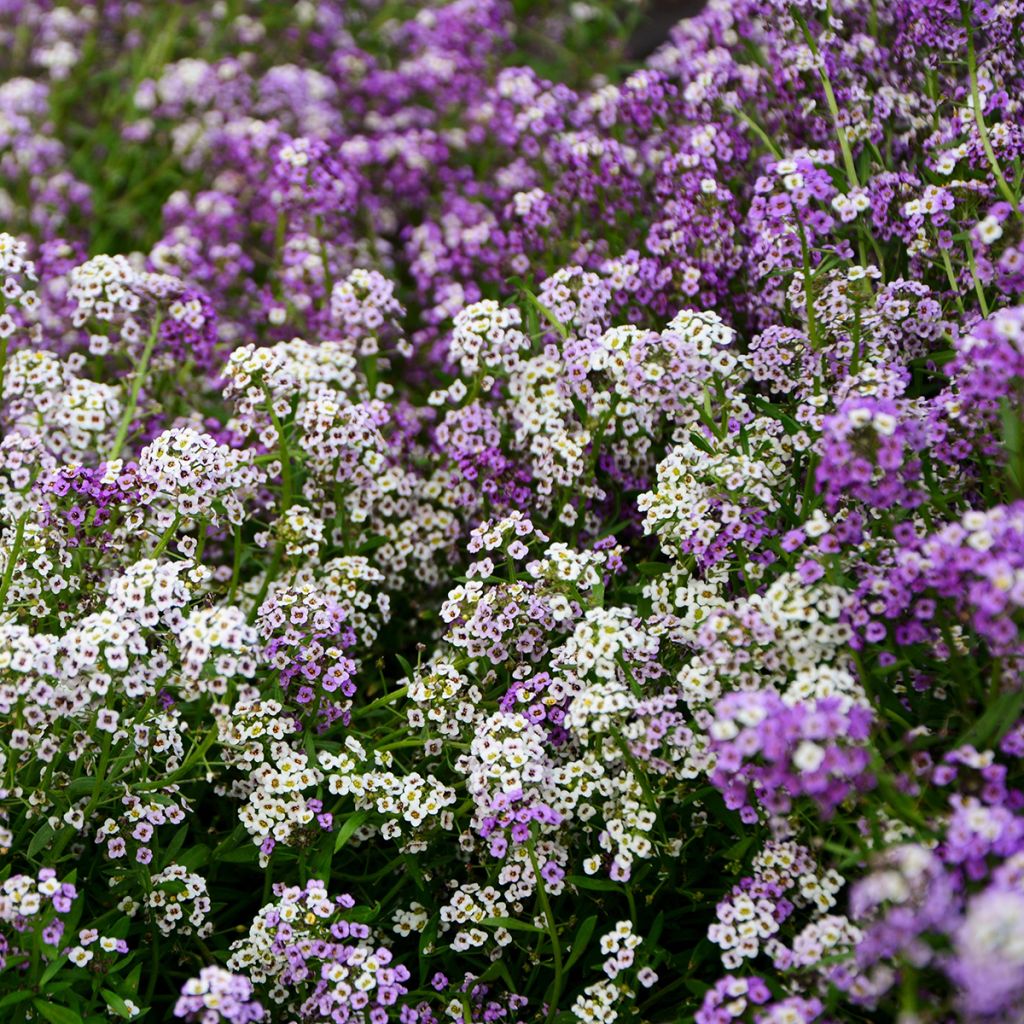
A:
67 778 100 799
33 1000 84 1024
636 561 670 577
395 654 415 682
101 989 134 1020
648 910 666 948
176 844 209 871
334 810 370 853
28 823 55 859
40 955 69 986
0 990 34 1009
519 288 568 340
162 824 189 864
686 430 715 454
563 914 598 973
481 916 546 934
217 845 258 864
723 836 755 861
956 687 1024 749
1000 397 1024 497
417 914 439 972
566 874 623 892
472 958 518 991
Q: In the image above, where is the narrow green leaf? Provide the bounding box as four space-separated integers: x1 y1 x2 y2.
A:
40 955 69 986
636 562 670 577
28 823 55 859
101 989 133 1020
563 914 598 973
481 916 546 934
334 810 370 853
566 874 623 892
956 687 1024 749
33 1000 84 1024
0 990 34 1009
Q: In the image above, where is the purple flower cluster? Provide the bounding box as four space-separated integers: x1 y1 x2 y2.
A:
709 692 875 820
229 880 410 1024
174 967 265 1024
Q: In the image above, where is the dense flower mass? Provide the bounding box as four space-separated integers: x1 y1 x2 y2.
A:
1 1 1024 1022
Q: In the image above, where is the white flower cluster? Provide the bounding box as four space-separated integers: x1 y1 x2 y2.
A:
316 556 390 647
440 882 513 951
138 426 263 526
570 978 626 1024
709 886 785 968
642 562 729 641
294 397 389 501
709 840 846 970
223 338 363 445
60 609 147 693
3 349 122 454
0 232 39 342
598 920 654 983
146 863 213 937
177 605 258 700
323 739 457 847
579 765 660 883
257 504 326 559
219 700 324 860
69 254 189 356
0 871 64 922
638 417 788 561
676 571 862 711
391 900 429 938
537 265 611 339
556 608 661 738
68 253 141 326
106 557 209 629
330 267 406 357
227 880 383 998
407 658 479 739
463 709 549 797
448 299 530 379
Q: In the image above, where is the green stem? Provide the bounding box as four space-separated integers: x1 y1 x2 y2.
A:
264 389 293 512
940 247 967 317
135 726 219 791
248 544 282 623
109 313 163 461
143 922 161 1006
228 526 243 603
0 513 27 611
730 107 783 159
964 237 991 316
351 685 410 720
963 2 1020 215
796 221 821 348
151 514 182 559
0 333 9 409
527 837 563 1024
194 518 208 564
797 13 859 189
50 731 112 862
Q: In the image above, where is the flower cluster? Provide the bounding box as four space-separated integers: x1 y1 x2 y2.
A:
3 1 1024 1022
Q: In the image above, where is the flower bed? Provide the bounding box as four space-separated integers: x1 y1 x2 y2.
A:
1 2 1023 1022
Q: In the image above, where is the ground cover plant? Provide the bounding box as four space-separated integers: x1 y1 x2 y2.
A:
1 0 1024 1021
